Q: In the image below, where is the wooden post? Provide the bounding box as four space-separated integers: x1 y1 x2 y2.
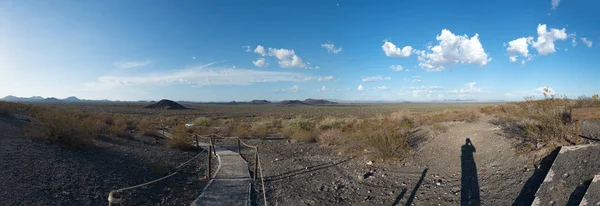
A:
575 120 580 145
237 138 241 154
211 136 216 156
108 191 122 206
194 134 199 148
254 147 258 181
162 123 165 135
208 145 212 180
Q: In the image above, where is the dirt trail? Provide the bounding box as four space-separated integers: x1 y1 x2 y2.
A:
402 116 534 205
244 115 538 205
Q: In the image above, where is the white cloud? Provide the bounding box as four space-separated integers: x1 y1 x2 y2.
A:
254 45 266 56
113 60 151 69
267 48 305 68
506 37 533 62
362 76 391 83
243 46 251 52
357 84 364 91
382 41 413 57
448 82 485 94
317 76 335 82
390 65 403 72
291 85 299 92
551 0 560 9
531 24 567 55
317 85 327 92
321 43 342 54
253 58 268 67
85 63 316 90
581 38 593 47
192 56 196 59
417 29 491 71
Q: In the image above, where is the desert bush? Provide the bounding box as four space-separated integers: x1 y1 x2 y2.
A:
290 130 317 143
317 117 352 130
192 117 211 127
27 107 95 148
250 119 271 137
573 95 600 108
167 135 195 150
489 96 574 151
173 123 194 137
137 119 160 137
111 118 131 138
445 109 481 123
317 129 345 146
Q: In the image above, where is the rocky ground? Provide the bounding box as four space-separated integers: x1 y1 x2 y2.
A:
233 115 600 206
0 115 211 206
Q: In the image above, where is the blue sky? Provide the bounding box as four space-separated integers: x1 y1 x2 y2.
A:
1 0 598 102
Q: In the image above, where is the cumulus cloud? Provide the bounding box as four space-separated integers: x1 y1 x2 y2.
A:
85 63 316 90
113 60 152 69
254 45 266 56
317 76 335 82
506 24 568 62
390 65 403 72
506 37 533 62
317 85 328 92
321 43 342 54
267 48 305 68
581 38 593 47
531 24 567 55
417 29 491 71
448 82 485 94
357 84 364 91
275 85 299 93
551 0 560 9
253 58 268 67
362 76 391 83
382 41 413 57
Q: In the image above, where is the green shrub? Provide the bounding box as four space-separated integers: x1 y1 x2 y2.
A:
192 117 211 127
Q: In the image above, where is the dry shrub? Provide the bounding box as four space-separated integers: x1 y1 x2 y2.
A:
192 117 211 127
290 130 317 143
137 119 160 137
230 123 251 138
250 119 271 137
111 118 131 138
317 129 345 146
173 123 194 138
343 119 411 159
167 135 195 150
489 96 574 151
316 117 352 130
282 117 316 141
27 107 96 148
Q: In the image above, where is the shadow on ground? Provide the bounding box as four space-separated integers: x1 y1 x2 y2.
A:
461 138 480 206
512 147 561 205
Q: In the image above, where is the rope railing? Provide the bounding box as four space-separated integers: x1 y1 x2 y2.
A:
107 148 207 205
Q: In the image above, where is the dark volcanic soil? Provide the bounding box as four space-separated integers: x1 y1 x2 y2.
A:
0 116 209 206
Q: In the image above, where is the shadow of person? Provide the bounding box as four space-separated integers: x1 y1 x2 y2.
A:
461 138 481 206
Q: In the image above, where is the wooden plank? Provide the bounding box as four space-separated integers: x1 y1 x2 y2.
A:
571 107 600 121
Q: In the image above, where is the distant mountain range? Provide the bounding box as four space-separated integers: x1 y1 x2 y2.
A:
1 95 509 104
0 95 109 103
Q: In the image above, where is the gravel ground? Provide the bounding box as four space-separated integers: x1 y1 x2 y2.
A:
0 116 211 206
231 115 600 206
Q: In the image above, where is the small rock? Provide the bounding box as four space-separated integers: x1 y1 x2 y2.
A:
367 161 373 165
563 173 569 178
